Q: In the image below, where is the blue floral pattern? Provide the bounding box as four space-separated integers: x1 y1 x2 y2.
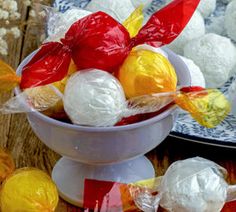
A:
53 0 236 147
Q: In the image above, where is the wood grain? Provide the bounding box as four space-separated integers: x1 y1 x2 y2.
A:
0 0 236 211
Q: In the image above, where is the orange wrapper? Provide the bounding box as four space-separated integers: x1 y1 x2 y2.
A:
0 147 15 183
0 60 21 92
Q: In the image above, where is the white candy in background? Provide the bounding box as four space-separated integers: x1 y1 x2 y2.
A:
179 56 206 87
197 0 216 18
225 0 236 42
131 0 152 8
206 16 226 36
47 8 91 41
64 69 126 127
167 10 205 55
159 157 228 212
86 0 135 23
184 33 236 88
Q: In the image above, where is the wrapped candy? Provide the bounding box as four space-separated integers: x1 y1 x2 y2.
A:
132 157 236 212
0 147 15 183
118 48 177 98
82 157 236 212
0 168 59 212
63 69 127 127
19 0 200 89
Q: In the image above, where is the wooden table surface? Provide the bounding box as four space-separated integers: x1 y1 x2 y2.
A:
0 1 236 211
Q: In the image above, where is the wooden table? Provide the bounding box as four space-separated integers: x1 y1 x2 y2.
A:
0 1 236 211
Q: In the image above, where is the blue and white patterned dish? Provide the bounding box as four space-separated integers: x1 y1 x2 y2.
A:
52 0 236 148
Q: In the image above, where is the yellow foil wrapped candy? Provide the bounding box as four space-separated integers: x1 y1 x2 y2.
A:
0 168 59 212
175 88 231 128
118 49 177 98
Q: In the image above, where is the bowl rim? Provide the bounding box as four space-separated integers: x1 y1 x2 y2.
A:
15 48 187 132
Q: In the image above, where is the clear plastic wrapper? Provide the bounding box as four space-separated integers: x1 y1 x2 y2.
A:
0 85 62 114
82 157 236 212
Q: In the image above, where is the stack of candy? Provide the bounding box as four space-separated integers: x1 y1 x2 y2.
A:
0 0 231 128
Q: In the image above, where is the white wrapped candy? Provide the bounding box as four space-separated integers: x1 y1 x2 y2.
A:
159 157 228 212
225 0 236 42
64 69 126 127
167 10 205 55
184 33 236 88
86 0 135 23
179 56 205 87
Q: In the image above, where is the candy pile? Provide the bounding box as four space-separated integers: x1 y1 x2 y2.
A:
166 0 236 88
0 0 231 128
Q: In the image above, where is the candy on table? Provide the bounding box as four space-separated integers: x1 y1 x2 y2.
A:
132 157 234 212
0 147 15 183
118 49 177 98
159 157 228 212
184 33 236 88
179 56 205 88
167 10 205 55
19 0 200 89
225 0 236 42
0 168 59 212
63 69 127 127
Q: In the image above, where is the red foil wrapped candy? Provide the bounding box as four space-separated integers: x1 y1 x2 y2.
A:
20 0 200 89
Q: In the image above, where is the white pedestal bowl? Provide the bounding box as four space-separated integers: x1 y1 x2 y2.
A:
16 48 190 207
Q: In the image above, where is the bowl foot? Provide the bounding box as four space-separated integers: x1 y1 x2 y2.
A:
52 156 155 207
